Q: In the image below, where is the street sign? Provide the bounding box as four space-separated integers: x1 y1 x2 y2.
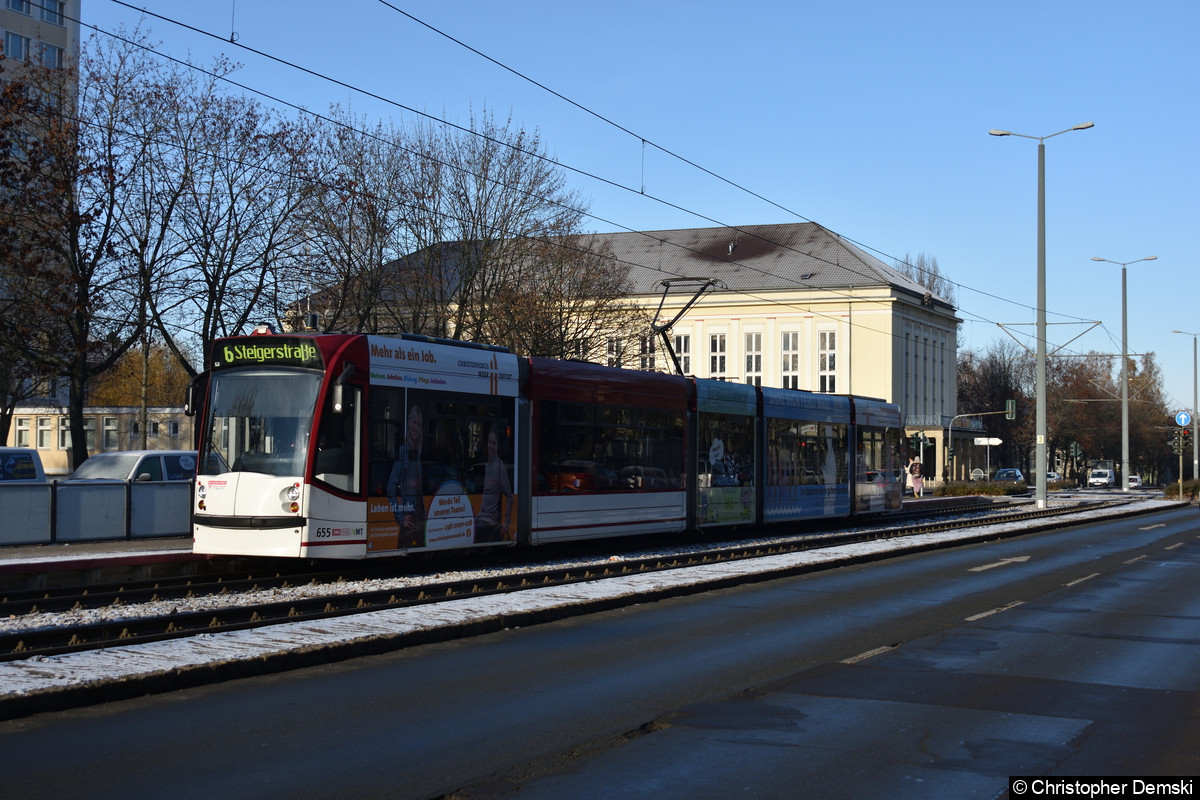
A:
974 437 1002 446
1177 411 1192 428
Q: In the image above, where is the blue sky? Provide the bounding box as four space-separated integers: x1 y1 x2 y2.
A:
84 1 1200 414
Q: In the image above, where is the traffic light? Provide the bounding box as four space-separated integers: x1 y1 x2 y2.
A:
1005 399 1016 420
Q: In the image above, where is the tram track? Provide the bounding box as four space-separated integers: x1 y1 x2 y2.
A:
0 498 1134 661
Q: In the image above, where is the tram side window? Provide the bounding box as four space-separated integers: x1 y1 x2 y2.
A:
768 419 848 486
698 412 754 487
857 428 898 484
314 385 361 493
368 386 514 498
537 400 684 492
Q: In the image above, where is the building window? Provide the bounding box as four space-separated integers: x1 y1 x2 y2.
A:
15 417 30 447
37 42 62 68
83 418 96 450
41 0 65 24
674 334 691 374
818 330 837 393
168 420 180 438
58 418 71 450
136 419 162 438
607 337 624 368
6 0 32 14
709 333 726 379
781 331 800 390
103 417 119 449
639 336 656 371
744 332 762 387
37 417 52 449
4 31 31 62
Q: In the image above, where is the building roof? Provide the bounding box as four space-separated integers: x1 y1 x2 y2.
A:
600 221 938 301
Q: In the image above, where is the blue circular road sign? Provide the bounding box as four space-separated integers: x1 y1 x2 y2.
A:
1178 411 1193 427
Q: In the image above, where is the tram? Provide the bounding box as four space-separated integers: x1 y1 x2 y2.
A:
188 329 903 559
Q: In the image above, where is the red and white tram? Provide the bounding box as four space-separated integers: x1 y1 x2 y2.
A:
188 330 902 559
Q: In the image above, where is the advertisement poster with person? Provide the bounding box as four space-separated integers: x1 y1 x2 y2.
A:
367 392 518 553
362 338 520 553
698 424 754 525
472 425 514 543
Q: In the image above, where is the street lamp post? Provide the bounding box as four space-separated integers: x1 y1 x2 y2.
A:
1092 256 1157 491
990 122 1094 509
1172 329 1199 488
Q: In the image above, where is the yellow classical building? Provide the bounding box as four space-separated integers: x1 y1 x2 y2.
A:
608 222 967 479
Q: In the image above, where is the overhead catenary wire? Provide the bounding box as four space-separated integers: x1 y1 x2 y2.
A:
96 3 993 316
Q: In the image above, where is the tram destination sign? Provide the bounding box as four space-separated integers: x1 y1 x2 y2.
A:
214 336 325 370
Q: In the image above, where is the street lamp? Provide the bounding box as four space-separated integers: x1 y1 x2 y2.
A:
1172 329 1199 488
1092 255 1157 491
990 121 1094 509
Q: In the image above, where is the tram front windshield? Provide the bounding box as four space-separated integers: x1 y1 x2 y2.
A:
201 368 323 478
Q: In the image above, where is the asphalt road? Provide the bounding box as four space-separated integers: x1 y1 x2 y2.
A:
1 505 1197 800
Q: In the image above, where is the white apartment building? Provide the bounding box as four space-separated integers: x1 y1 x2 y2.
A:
1 0 79 74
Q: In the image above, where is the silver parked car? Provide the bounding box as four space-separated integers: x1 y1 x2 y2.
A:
65 450 197 482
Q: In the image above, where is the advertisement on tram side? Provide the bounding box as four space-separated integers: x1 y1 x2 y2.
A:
762 388 852 522
364 338 521 553
695 379 758 527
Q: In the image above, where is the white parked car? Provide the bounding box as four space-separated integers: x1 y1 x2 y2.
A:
1127 475 1142 488
1088 468 1115 488
0 447 47 483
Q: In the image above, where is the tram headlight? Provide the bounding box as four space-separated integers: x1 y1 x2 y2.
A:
281 482 301 514
196 483 207 500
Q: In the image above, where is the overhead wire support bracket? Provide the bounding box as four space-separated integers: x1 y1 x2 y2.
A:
650 278 725 376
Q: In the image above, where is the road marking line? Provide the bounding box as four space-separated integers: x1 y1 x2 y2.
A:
1064 572 1100 587
1123 554 1148 565
965 600 1025 622
969 555 1031 572
1165 542 1184 550
1139 523 1167 530
841 645 896 664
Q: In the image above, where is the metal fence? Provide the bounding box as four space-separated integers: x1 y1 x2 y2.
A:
0 481 191 546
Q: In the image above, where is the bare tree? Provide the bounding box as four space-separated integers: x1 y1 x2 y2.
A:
146 77 315 373
959 338 1172 481
895 252 957 306
298 107 632 354
491 234 649 361
430 109 585 344
0 39 154 467
0 66 69 440
293 111 422 335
